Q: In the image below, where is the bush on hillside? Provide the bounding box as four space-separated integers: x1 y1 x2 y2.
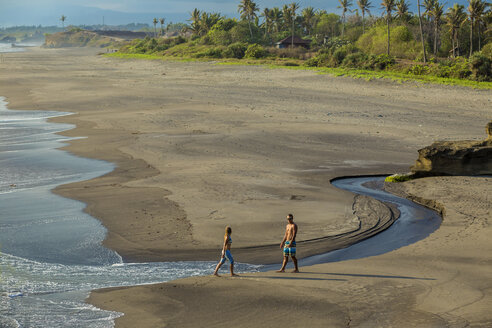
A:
320 37 351 54
340 53 395 70
314 13 342 40
332 44 359 65
207 29 232 46
481 43 492 60
431 58 471 79
207 19 237 46
244 44 267 59
406 64 430 75
194 47 224 58
225 42 248 59
469 52 492 82
213 18 237 32
123 36 187 54
230 21 261 43
345 25 363 43
163 43 208 57
304 53 331 67
357 25 420 59
342 52 368 68
367 54 395 70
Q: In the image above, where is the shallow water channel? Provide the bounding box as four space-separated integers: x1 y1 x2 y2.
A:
0 97 441 327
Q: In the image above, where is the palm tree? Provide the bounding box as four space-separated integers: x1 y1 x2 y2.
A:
199 12 221 35
381 0 396 56
159 18 165 37
152 18 158 38
423 0 436 14
60 15 67 29
423 0 436 41
338 0 353 38
189 8 201 36
282 4 292 31
357 0 372 34
289 2 300 46
261 8 272 38
395 0 410 23
270 7 283 33
474 0 488 51
429 1 444 55
446 4 467 57
467 0 486 56
238 0 259 39
422 0 437 20
417 0 427 63
302 6 316 36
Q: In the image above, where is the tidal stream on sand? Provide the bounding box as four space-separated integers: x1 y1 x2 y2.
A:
0 97 440 327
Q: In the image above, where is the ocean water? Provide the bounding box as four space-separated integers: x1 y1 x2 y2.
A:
0 44 24 54
0 98 261 327
0 42 42 54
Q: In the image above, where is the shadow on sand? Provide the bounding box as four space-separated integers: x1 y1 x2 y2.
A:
298 271 435 281
238 271 435 281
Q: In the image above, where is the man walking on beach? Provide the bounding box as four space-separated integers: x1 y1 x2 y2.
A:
277 214 299 273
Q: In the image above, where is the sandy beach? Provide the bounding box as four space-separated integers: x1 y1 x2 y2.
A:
1 47 491 327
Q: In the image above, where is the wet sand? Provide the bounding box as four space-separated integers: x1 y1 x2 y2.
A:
1 47 491 326
89 176 492 327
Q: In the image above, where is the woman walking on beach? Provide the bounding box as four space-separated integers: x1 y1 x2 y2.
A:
213 226 238 277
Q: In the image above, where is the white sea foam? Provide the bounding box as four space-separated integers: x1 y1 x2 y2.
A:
0 252 261 327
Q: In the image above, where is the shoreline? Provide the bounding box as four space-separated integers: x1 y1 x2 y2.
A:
2 47 491 327
0 48 406 266
47 107 402 264
0 47 418 264
53 114 408 265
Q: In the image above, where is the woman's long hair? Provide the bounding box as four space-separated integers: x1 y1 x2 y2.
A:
224 226 232 239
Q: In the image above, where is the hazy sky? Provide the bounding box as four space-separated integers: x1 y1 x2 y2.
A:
0 0 469 27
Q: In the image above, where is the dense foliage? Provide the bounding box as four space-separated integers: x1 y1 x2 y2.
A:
117 0 491 82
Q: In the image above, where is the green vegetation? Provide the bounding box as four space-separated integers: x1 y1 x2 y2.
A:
385 173 414 182
104 51 492 89
111 0 491 85
31 0 465 87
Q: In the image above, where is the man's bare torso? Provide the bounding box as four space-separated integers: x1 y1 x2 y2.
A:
285 223 297 242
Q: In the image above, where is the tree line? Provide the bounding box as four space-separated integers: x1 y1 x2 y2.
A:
185 0 490 60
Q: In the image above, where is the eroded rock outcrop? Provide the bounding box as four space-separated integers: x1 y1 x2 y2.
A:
411 121 492 177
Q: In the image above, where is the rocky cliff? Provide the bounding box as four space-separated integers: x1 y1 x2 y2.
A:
411 121 492 177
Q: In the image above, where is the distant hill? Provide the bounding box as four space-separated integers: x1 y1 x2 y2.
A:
43 29 150 48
